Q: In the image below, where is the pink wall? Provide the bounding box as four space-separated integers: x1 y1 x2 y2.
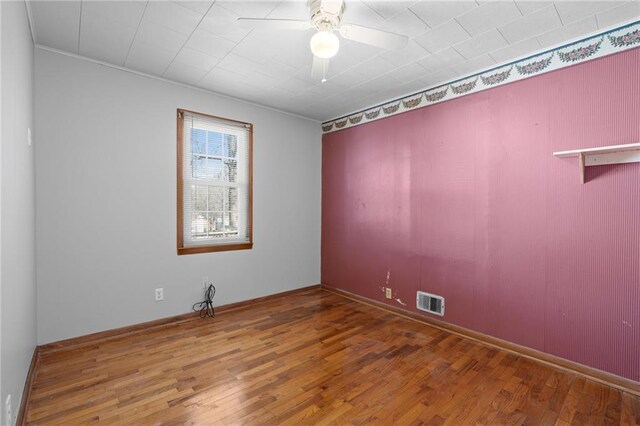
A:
321 49 640 381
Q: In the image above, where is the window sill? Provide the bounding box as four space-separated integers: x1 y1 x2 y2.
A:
177 242 253 255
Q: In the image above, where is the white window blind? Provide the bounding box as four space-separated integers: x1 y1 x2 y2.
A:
181 111 251 248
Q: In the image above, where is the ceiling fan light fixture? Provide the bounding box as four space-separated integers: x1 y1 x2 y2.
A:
310 30 340 59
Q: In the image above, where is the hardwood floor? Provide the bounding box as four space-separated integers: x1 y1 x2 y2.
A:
26 288 640 425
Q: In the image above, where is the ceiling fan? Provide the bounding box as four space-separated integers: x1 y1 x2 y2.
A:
237 0 409 82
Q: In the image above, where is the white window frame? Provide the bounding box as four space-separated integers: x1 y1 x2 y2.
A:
177 109 253 255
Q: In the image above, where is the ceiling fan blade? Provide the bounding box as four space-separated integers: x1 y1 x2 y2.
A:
236 18 312 31
311 55 330 82
338 24 408 50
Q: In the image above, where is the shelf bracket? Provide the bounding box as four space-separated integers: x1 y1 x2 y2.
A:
553 143 640 184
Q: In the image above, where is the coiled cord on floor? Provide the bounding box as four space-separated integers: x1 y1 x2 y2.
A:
193 284 216 318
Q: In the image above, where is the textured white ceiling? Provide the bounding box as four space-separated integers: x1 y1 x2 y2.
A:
28 0 640 121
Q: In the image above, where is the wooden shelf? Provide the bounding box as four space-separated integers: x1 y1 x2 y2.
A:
553 143 640 184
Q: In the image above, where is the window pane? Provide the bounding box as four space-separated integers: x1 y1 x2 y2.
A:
205 213 214 237
228 187 238 213
205 158 225 180
224 212 238 233
192 185 208 211
191 212 208 238
225 159 237 182
207 131 222 156
208 186 224 211
191 129 206 154
210 212 224 234
192 155 205 179
224 134 238 158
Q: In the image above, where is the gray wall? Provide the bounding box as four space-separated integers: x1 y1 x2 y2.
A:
1 1 36 424
35 49 322 344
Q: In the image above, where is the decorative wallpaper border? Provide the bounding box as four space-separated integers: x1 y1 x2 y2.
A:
322 21 640 133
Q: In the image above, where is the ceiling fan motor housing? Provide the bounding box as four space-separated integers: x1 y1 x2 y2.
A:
309 0 344 31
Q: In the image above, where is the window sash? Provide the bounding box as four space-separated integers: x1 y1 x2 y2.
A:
182 181 248 245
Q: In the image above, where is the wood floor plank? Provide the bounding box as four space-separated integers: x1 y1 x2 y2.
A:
24 288 640 425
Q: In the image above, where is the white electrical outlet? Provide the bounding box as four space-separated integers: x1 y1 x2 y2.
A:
202 276 208 289
155 288 164 302
27 128 32 147
5 394 12 426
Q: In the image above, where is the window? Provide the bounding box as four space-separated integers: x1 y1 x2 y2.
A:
177 109 253 254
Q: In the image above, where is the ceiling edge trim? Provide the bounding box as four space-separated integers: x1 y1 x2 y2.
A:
322 19 640 134
34 45 321 125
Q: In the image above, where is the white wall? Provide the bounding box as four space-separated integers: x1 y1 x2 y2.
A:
1 1 36 423
35 49 322 344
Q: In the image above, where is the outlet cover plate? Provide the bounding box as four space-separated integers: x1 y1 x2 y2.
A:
385 288 392 299
155 288 164 302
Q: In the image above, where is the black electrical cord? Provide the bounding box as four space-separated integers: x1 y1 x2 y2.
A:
193 284 216 318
